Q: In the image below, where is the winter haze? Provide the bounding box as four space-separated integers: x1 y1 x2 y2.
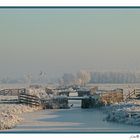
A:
0 8 140 81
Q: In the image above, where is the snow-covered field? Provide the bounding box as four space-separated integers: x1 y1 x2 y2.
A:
0 85 48 130
87 84 140 126
0 104 41 130
88 83 140 90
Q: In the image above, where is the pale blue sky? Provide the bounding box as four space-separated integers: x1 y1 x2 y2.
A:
0 8 140 79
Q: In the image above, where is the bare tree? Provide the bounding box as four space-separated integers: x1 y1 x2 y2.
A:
39 71 47 83
25 73 32 87
76 70 91 86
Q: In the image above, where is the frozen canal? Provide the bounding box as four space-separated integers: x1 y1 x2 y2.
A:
3 100 140 133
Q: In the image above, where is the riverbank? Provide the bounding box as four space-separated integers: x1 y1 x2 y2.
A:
0 104 41 130
3 105 140 132
104 100 140 125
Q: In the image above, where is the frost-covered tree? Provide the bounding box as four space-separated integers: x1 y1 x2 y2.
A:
76 70 91 86
25 73 32 87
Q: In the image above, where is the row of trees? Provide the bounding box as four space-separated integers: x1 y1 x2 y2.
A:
90 71 140 84
2 70 140 85
59 71 140 86
0 71 48 84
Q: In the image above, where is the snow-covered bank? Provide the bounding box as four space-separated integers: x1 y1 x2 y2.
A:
104 101 140 125
0 104 41 130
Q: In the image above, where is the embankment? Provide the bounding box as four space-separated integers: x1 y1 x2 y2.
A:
0 104 41 130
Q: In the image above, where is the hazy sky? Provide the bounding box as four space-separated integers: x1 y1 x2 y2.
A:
0 8 140 79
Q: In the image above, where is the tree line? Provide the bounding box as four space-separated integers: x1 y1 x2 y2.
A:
60 71 140 85
1 70 140 85
90 71 140 84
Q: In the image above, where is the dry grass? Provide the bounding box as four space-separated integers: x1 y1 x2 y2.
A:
100 92 123 105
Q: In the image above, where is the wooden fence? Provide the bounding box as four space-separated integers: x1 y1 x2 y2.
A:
125 88 140 100
0 88 26 104
18 93 41 106
0 88 26 96
135 89 140 99
0 98 19 104
125 90 135 100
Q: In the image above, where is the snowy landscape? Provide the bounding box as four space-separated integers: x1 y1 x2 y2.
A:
1 82 140 132
1 8 140 132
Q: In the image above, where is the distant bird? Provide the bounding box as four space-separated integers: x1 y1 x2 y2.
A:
70 104 74 108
